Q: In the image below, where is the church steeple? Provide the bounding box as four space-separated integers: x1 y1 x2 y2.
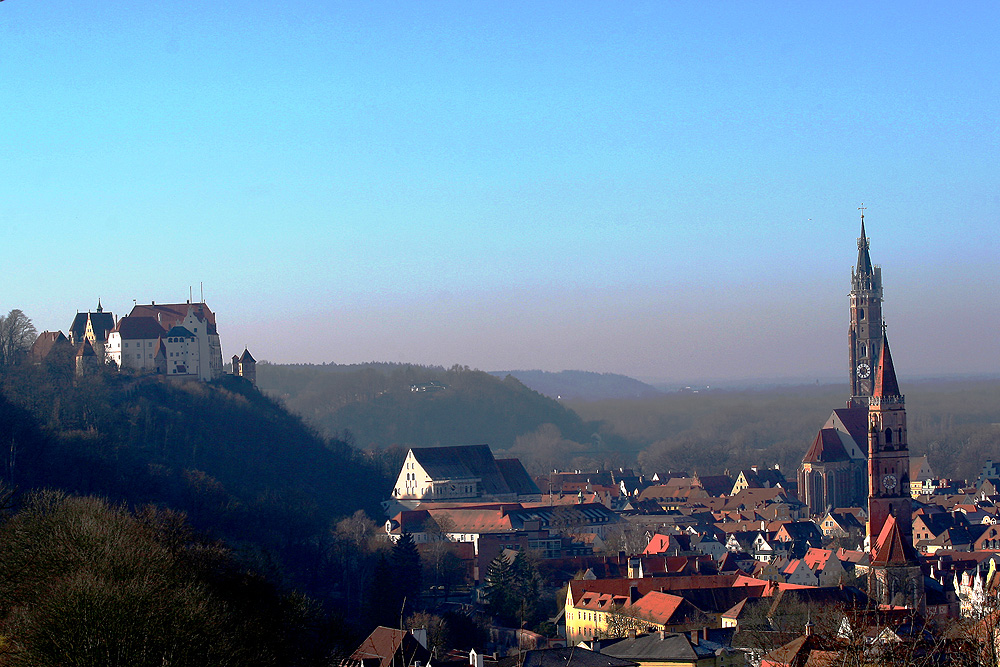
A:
867 328 911 555
873 329 901 399
849 209 884 408
856 217 874 276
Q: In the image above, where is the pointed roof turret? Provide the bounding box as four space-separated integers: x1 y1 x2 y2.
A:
239 347 256 363
873 330 901 398
96 298 104 313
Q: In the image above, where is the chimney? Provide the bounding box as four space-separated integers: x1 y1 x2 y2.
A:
805 621 814 637
690 630 698 646
702 627 709 641
629 584 640 604
658 630 665 641
628 629 637 639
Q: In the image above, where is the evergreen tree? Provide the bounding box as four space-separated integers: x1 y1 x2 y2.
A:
483 550 542 627
391 532 422 616
509 549 541 625
482 552 513 621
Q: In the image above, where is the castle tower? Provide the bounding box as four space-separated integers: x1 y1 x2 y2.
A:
849 213 884 408
233 347 257 387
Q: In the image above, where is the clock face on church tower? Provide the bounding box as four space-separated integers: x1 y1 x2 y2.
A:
857 363 871 379
882 474 898 491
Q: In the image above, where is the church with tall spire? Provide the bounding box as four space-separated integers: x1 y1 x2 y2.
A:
798 210 925 611
797 216 880 514
849 211 884 408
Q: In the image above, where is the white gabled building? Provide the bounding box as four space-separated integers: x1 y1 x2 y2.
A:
164 325 201 379
391 444 541 508
107 316 166 373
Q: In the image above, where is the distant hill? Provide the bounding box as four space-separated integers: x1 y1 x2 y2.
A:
256 362 601 451
489 369 662 401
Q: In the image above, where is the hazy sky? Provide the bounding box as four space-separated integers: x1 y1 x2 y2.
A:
3 2 998 384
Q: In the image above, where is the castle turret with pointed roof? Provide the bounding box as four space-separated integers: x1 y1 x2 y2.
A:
232 347 257 387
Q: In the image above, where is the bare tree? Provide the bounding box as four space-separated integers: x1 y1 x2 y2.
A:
0 309 37 367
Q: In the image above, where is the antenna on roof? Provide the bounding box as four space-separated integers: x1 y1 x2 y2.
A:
189 286 193 304
200 282 204 303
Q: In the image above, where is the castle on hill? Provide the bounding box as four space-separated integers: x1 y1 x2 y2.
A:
37 299 256 386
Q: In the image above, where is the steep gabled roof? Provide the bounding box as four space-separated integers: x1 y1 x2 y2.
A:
69 313 89 341
802 428 851 464
628 591 701 626
696 474 735 497
870 515 920 567
31 331 69 360
410 444 513 494
826 407 869 455
114 316 166 340
239 347 256 363
873 334 901 399
495 458 541 496
348 627 430 667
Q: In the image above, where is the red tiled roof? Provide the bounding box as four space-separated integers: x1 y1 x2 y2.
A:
627 591 687 625
802 548 835 571
873 334 901 398
349 627 430 667
131 302 217 327
870 515 919 566
802 428 850 463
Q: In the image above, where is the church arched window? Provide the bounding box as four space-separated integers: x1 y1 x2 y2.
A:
859 308 866 321
885 428 893 445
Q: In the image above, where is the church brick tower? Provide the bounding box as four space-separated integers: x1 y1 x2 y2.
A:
866 333 911 545
849 213 883 408
866 332 924 611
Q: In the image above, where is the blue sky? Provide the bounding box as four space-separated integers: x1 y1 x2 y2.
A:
3 2 998 383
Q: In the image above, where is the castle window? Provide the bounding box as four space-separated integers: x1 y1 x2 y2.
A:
859 308 865 320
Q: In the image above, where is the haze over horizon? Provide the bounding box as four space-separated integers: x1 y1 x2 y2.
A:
4 2 998 385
